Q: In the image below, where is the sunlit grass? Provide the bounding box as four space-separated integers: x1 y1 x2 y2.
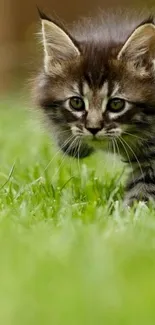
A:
0 96 154 324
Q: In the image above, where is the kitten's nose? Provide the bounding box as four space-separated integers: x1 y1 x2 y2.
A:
86 127 102 135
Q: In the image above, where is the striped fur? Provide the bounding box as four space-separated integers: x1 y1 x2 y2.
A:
33 9 155 205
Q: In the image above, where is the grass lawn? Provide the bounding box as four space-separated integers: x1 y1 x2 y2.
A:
0 95 155 324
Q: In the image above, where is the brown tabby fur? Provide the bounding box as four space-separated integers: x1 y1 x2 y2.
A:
34 9 155 205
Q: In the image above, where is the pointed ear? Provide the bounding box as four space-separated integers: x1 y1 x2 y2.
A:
39 12 80 74
118 23 155 73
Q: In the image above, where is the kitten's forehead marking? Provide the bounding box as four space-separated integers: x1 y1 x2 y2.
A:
111 83 120 97
83 81 109 112
83 82 91 96
100 82 109 113
71 83 80 94
100 82 108 96
102 97 108 113
62 83 81 101
83 82 92 111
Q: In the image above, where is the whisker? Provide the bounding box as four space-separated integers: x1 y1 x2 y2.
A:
73 136 80 158
71 136 81 176
52 135 77 181
117 136 135 184
113 137 122 168
43 134 74 173
69 136 79 158
111 138 116 169
77 138 82 175
68 136 82 180
120 136 145 182
113 138 120 157
122 131 147 142
107 139 110 159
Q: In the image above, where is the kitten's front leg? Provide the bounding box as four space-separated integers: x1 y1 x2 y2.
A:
124 165 155 206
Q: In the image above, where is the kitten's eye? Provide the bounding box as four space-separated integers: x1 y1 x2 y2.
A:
69 97 85 111
107 98 125 112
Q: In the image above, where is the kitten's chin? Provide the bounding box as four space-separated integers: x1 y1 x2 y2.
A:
84 136 110 150
58 135 111 158
60 141 94 159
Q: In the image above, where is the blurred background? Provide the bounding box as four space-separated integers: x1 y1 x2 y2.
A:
1 0 155 96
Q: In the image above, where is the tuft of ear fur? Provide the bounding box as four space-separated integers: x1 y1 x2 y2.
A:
39 10 80 74
118 23 155 74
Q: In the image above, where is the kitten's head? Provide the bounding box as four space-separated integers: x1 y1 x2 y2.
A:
34 11 155 158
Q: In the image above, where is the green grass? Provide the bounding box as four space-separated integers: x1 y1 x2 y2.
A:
0 96 155 324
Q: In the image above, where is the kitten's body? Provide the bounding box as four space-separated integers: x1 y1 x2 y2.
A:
34 10 155 205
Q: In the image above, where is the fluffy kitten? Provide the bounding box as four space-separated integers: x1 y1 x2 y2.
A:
34 9 155 205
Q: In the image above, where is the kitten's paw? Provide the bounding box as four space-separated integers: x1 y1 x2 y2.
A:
123 195 136 207
123 196 148 209
122 198 133 209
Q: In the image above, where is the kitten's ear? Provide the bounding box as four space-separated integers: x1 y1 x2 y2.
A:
39 10 80 74
118 23 155 72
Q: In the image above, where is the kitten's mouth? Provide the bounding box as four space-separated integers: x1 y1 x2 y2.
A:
92 133 119 140
83 134 110 150
92 136 100 141
87 135 106 142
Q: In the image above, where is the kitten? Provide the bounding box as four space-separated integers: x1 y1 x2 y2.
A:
34 9 155 205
